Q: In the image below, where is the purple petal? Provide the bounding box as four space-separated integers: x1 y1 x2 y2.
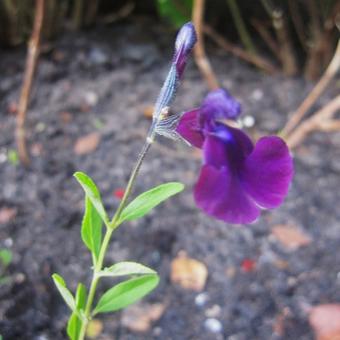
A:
202 134 229 168
201 89 241 122
194 165 260 224
173 22 197 78
203 125 253 169
241 136 294 209
176 109 204 148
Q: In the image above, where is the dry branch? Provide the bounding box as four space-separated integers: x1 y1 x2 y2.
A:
251 18 281 61
261 0 298 76
286 95 340 149
16 0 44 166
288 0 307 50
204 25 278 74
192 0 219 90
282 40 340 137
226 0 257 55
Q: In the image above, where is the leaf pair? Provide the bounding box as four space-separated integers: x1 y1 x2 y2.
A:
94 262 159 314
75 171 184 226
52 262 159 328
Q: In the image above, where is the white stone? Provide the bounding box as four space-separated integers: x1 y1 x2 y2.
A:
204 318 223 333
195 292 209 307
242 115 255 128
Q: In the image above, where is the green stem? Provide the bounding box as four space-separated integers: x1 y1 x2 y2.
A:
78 227 112 340
78 136 153 340
111 139 152 225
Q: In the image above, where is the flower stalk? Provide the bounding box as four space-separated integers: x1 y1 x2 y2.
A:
76 22 197 340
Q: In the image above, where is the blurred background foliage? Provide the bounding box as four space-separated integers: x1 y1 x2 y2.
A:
0 0 339 79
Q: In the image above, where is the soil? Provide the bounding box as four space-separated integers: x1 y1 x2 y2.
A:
0 18 339 340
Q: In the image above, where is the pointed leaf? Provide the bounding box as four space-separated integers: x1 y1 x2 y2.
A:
67 313 80 340
81 197 103 263
119 182 184 222
75 283 87 310
67 283 87 340
52 273 76 312
74 172 109 225
93 274 159 314
98 262 156 278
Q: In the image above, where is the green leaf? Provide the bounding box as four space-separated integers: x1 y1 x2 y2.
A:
119 182 184 223
67 313 80 340
7 149 19 166
156 0 193 28
81 197 103 263
93 274 159 314
67 283 87 340
52 273 76 312
98 261 156 278
75 283 87 309
0 249 12 267
74 172 109 225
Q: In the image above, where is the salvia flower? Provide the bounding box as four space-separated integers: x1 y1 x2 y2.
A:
176 89 294 224
151 22 197 142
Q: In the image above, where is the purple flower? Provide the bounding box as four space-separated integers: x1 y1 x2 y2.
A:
176 89 294 224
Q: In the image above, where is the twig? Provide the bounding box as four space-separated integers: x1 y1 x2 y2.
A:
85 0 99 26
204 24 278 74
282 40 340 137
192 0 219 90
261 0 298 76
72 0 84 29
288 0 307 50
304 0 324 79
286 95 340 148
226 0 257 55
251 18 281 61
16 0 44 166
100 2 134 24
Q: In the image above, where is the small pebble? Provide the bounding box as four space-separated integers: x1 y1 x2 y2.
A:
88 47 108 65
204 318 223 333
242 115 255 128
205 304 221 318
153 327 162 336
34 335 49 340
0 152 7 163
84 91 98 106
195 292 209 307
251 89 263 101
4 238 13 247
35 122 46 132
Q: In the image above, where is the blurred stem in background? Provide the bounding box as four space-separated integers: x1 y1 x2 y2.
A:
260 0 298 76
192 0 219 90
282 40 340 144
1 0 338 80
72 0 84 29
16 0 44 166
225 0 257 55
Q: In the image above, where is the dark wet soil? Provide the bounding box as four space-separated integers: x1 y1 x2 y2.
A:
0 18 339 340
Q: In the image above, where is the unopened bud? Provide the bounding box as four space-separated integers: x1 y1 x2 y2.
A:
173 22 197 78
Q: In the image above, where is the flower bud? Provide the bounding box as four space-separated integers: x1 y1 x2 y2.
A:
173 22 197 78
